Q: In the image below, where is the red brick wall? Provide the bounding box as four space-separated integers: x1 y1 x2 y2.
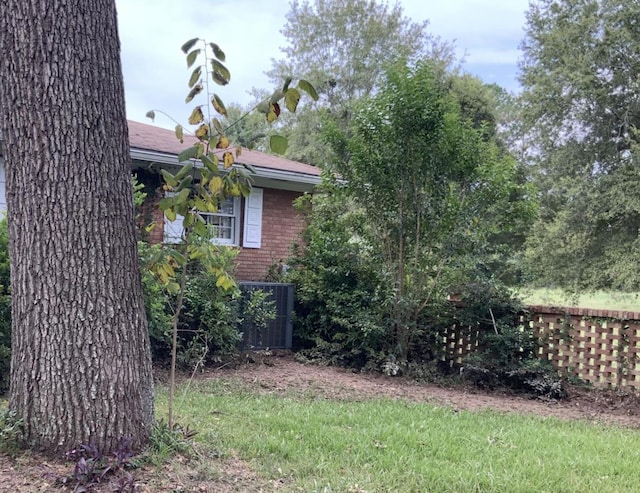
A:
236 188 305 281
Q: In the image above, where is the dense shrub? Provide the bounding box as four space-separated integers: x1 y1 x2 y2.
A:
175 267 243 367
0 218 10 395
284 191 391 368
456 280 565 398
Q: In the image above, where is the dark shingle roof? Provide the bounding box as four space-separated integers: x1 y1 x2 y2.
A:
128 120 320 178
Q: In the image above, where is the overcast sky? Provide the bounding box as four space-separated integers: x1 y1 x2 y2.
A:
116 0 530 128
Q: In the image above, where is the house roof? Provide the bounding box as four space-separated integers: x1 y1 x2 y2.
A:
127 120 321 181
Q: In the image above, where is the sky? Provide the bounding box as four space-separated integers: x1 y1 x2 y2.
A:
116 0 531 129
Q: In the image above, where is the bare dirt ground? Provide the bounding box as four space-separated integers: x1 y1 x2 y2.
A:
2 352 640 492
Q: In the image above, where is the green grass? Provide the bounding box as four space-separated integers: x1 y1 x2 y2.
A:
519 288 640 311
160 379 640 493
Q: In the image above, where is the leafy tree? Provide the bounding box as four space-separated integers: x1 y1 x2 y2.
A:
221 103 271 151
267 0 454 166
325 62 536 362
519 0 640 290
0 0 153 453
146 39 317 426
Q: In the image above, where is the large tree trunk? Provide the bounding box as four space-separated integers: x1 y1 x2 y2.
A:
0 0 154 454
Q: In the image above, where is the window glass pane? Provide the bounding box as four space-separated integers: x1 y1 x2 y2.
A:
206 215 233 240
218 198 235 216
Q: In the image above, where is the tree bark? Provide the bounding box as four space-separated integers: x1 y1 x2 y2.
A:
0 0 154 454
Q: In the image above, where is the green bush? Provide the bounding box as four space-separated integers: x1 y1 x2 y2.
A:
176 267 242 367
138 242 173 362
284 191 390 368
0 218 10 395
456 280 565 398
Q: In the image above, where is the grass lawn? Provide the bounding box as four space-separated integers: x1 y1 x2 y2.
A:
519 288 640 311
159 379 640 493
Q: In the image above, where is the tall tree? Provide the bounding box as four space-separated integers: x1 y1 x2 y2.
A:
519 0 640 290
326 62 535 361
0 0 154 453
267 0 453 166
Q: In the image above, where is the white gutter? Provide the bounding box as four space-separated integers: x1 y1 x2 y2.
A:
129 148 321 187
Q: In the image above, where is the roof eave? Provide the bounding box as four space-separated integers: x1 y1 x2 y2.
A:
130 147 321 191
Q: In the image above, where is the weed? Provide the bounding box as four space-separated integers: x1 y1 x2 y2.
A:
0 408 24 456
147 419 198 464
59 437 136 492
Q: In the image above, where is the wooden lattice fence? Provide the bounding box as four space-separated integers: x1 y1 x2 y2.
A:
441 305 640 390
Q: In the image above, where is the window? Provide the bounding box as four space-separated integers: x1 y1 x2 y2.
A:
164 187 263 249
201 196 240 245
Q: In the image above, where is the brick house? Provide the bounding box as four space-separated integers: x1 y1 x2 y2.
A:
128 120 321 281
0 120 321 281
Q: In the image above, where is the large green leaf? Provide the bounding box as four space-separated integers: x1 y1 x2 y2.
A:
185 84 202 103
298 79 319 101
181 37 199 54
174 162 194 180
211 60 230 86
186 49 200 68
270 135 288 155
188 67 201 88
178 145 200 162
209 42 226 62
161 169 178 187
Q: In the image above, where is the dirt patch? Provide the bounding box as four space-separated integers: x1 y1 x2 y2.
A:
2 352 639 492
213 352 640 428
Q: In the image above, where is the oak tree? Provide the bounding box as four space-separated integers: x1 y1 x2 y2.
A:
0 0 154 453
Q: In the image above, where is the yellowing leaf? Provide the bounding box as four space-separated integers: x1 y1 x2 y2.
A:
211 94 227 116
208 176 223 194
284 88 301 113
223 151 234 169
188 106 204 125
216 274 235 291
165 209 176 222
212 118 224 136
195 123 209 138
266 104 278 123
175 124 184 143
216 135 230 149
